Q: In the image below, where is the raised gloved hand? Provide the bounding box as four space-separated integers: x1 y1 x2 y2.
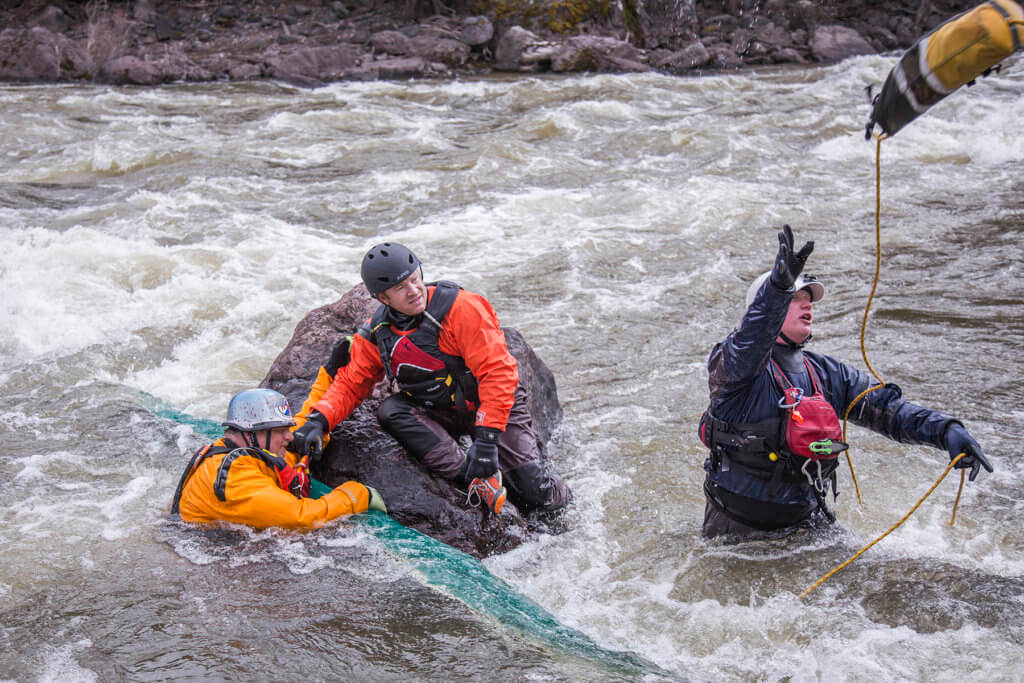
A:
291 411 328 458
944 422 994 482
366 486 388 513
464 426 501 481
770 224 814 290
325 335 353 377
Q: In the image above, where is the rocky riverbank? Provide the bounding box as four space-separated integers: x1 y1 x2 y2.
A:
0 0 976 85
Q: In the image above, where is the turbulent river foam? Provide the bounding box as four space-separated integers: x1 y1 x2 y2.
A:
2 56 1023 680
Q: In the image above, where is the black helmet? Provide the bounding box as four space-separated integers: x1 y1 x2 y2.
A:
361 242 421 296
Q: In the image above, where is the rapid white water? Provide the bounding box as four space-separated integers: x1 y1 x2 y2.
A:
1 55 1022 680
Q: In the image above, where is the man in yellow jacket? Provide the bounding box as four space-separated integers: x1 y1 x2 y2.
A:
171 388 386 529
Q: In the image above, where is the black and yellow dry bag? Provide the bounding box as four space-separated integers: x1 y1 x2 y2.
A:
866 0 1023 138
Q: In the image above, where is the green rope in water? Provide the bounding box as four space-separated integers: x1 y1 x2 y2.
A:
152 397 663 677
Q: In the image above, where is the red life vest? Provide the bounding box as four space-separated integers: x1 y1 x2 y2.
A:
361 280 479 414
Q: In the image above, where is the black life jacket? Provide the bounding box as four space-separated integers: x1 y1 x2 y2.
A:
169 439 305 517
699 358 844 491
360 280 479 415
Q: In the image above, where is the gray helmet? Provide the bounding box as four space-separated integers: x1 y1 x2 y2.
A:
361 242 421 296
222 388 295 432
745 271 825 309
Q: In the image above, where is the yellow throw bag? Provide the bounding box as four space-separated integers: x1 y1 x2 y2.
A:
866 0 1023 137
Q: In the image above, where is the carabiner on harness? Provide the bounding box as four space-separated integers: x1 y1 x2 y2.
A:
809 440 834 456
809 439 849 457
778 386 803 409
801 458 827 493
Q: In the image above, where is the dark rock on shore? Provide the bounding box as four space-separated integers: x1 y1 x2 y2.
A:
0 1 979 85
260 284 565 558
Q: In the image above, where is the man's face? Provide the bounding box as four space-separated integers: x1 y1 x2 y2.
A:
379 269 427 316
779 288 813 344
265 426 294 457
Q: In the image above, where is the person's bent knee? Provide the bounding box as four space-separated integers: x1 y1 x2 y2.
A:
375 394 445 462
504 463 571 512
377 394 412 431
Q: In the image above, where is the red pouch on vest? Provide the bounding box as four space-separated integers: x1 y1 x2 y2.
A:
779 386 844 461
772 358 848 461
391 335 446 380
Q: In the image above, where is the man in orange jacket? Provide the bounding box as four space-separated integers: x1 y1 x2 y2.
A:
290 242 572 515
171 388 386 529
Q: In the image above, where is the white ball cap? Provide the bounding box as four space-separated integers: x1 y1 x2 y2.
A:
746 271 825 309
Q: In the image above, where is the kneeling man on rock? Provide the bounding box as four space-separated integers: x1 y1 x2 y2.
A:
290 242 573 515
171 388 387 528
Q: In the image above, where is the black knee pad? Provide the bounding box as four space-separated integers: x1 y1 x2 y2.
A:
503 462 554 511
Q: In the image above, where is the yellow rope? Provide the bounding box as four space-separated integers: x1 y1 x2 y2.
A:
949 470 966 526
861 134 887 385
842 384 882 506
799 452 966 600
840 133 889 505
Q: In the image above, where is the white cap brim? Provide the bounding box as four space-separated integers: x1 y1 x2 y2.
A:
746 271 825 309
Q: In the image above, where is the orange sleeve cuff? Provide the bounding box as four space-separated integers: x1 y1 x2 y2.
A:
326 480 370 515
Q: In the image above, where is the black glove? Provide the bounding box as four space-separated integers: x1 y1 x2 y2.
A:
770 224 814 290
464 426 501 481
291 411 329 459
944 422 994 482
325 335 353 377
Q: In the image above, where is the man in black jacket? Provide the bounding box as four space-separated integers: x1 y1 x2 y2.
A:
699 225 993 539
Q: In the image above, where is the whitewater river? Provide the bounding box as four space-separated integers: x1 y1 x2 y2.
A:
1 54 1022 681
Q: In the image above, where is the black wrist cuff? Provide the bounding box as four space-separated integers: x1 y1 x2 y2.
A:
477 426 502 444
308 411 330 431
940 419 964 448
769 273 794 292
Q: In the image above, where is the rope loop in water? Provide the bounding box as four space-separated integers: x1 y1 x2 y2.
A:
799 452 967 600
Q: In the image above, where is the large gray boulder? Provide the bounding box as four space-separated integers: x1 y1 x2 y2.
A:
551 36 650 73
460 16 494 48
810 24 875 62
370 30 414 56
266 44 364 85
495 25 548 71
98 55 161 85
653 40 711 73
0 27 89 82
261 285 564 558
412 34 471 68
